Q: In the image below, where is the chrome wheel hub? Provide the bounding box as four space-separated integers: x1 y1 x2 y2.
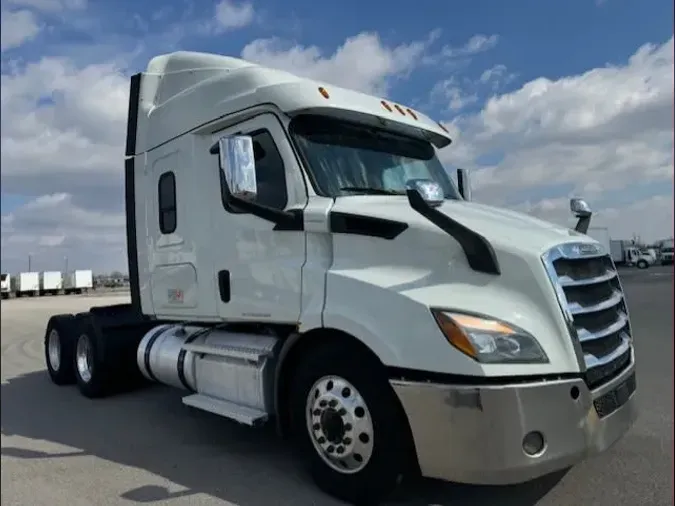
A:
75 334 93 383
305 375 374 474
47 329 61 372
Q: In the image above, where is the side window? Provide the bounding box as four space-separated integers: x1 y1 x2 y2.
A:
158 171 177 234
221 129 288 212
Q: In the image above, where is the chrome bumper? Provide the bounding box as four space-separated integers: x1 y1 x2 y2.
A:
391 359 638 485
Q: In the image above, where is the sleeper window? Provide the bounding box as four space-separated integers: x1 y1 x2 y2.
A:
158 171 177 234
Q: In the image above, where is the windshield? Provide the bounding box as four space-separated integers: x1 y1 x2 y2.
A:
289 115 461 199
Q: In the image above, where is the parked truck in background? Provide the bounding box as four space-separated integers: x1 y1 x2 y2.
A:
40 271 64 296
610 239 654 269
41 52 638 504
1 273 10 299
15 272 39 297
64 269 93 294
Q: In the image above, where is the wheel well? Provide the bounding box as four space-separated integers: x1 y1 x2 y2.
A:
275 327 420 474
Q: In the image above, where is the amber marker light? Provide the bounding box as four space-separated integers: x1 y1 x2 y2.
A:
318 87 330 99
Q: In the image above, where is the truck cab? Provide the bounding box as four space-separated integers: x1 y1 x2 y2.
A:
42 52 638 505
0 273 10 298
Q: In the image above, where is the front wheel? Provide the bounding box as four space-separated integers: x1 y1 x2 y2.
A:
289 342 415 504
637 259 648 269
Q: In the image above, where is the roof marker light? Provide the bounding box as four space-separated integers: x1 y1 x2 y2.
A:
318 87 330 99
381 100 393 112
394 104 406 115
438 122 449 133
406 108 418 120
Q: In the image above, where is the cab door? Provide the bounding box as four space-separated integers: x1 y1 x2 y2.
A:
211 113 308 323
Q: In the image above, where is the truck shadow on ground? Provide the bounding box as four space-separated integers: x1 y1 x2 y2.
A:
1 372 565 506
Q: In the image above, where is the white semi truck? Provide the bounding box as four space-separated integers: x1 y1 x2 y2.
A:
1 273 10 299
43 52 638 504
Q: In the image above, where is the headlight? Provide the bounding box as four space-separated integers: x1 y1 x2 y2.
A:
431 309 549 364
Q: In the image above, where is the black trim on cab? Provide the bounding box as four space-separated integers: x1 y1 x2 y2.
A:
387 366 580 386
124 158 141 312
406 189 501 275
125 73 142 312
329 212 408 240
125 73 141 157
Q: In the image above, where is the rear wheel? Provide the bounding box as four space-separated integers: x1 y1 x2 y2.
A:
289 342 414 504
74 322 112 398
44 315 78 385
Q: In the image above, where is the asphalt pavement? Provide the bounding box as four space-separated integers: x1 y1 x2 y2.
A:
1 270 673 506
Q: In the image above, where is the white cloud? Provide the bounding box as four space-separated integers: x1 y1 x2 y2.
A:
241 31 437 95
3 0 87 12
1 193 126 272
214 0 255 31
1 9 41 51
1 56 129 197
440 37 674 241
441 34 499 58
430 77 478 112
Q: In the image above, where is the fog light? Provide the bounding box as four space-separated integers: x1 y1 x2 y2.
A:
522 431 545 456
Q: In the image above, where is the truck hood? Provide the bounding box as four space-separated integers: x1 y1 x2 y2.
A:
330 196 592 256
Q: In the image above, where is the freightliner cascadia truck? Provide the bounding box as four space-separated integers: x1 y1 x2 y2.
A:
43 52 638 504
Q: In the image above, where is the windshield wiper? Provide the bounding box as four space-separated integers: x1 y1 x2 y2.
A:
339 187 404 196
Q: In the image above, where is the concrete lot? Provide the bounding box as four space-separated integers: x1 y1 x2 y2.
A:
1 270 673 506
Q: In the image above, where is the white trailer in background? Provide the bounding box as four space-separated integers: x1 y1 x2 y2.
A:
64 270 93 294
1 273 11 299
587 227 611 256
40 271 63 296
16 272 40 297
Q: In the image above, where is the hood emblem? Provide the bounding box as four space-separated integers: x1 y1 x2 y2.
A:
574 243 604 256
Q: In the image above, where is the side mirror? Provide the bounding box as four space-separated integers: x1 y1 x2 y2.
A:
212 135 257 201
570 198 592 234
406 178 444 207
457 168 472 201
570 198 592 218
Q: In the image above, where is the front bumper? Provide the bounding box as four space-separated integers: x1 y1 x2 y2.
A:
390 357 638 485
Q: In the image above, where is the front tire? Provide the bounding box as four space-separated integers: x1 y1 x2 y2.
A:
289 342 414 504
637 259 648 269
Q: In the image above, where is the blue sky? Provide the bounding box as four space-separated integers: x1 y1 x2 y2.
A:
1 0 673 272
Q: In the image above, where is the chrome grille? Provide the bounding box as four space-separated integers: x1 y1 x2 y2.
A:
542 242 633 390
